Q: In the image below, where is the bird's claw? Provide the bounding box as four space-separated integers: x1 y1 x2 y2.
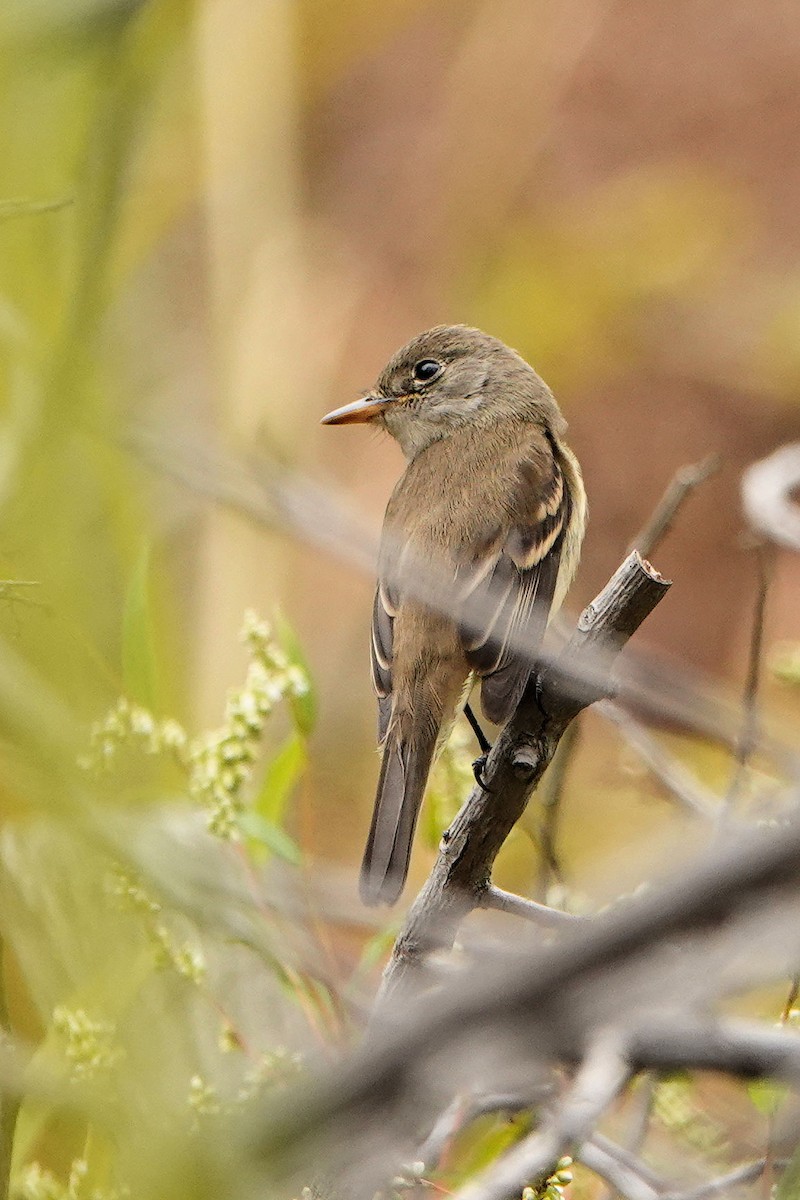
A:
472 753 493 793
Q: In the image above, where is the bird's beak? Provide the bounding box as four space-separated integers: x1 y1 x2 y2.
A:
320 394 390 425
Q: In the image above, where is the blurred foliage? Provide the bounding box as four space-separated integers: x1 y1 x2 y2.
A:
463 167 748 392
297 0 432 97
0 7 331 1194
0 0 195 723
0 607 325 1199
1 0 799 1197
772 643 800 688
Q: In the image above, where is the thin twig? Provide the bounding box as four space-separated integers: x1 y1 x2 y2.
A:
251 821 800 1186
455 1030 631 1200
478 885 586 927
621 1076 658 1172
419 1091 545 1172
724 543 773 817
593 1075 659 1200
579 1141 661 1200
627 454 721 561
599 701 718 822
662 1158 785 1200
780 978 800 1024
590 1134 666 1190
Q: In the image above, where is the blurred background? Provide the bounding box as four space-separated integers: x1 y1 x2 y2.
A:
2 1 800 1196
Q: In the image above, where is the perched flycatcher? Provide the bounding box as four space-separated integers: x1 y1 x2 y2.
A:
321 325 587 906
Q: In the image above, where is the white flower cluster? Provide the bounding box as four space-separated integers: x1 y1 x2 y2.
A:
106 865 206 984
52 1007 124 1083
187 1047 304 1128
187 610 309 839
522 1157 573 1200
13 1158 129 1200
188 1074 220 1117
236 1046 304 1102
79 697 186 773
81 611 309 842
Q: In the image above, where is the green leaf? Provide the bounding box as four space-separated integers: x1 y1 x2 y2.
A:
0 195 73 221
122 542 158 711
254 732 306 826
274 609 316 734
238 811 302 865
443 1111 532 1188
356 925 399 974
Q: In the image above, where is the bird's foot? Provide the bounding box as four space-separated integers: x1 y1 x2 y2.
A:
472 753 493 793
464 701 492 754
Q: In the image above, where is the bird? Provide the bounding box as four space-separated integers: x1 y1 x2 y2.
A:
321 325 587 906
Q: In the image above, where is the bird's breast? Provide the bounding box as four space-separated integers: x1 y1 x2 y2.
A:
384 438 515 564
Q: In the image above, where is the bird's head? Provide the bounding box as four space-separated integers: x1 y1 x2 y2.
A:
321 325 564 459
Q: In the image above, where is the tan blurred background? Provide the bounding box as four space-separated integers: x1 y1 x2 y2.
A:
4 0 800 905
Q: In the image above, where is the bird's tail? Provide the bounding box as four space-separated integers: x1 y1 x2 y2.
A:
359 723 439 907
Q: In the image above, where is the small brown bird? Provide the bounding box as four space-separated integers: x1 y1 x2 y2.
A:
321 325 586 906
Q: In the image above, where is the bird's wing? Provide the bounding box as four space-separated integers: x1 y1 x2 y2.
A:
458 431 571 726
370 579 395 742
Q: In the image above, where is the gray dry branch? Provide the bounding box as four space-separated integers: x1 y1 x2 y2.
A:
377 550 671 1006
626 453 720 561
458 1031 632 1200
250 808 800 1200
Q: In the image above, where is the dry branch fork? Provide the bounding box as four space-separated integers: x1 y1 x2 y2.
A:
378 550 671 1006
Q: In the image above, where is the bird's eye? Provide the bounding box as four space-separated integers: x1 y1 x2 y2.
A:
411 358 443 384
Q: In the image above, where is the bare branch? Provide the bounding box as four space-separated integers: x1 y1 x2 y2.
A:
599 701 719 822
250 813 800 1186
579 1141 661 1200
457 1021 799 1200
590 1134 666 1190
456 1031 631 1200
419 1091 544 1172
592 1073 659 1200
587 1142 783 1200
478 886 586 927
724 543 773 816
378 552 670 1005
627 454 721 560
625 1015 800 1080
662 1159 780 1200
